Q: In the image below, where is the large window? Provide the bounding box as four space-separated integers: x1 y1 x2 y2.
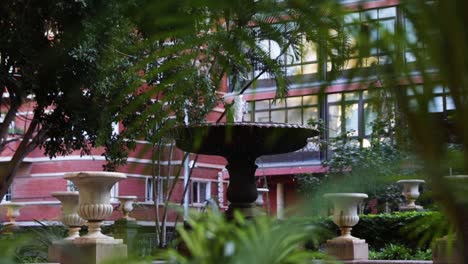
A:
344 7 397 68
146 178 171 203
327 91 380 146
245 95 319 125
246 95 321 164
191 180 211 205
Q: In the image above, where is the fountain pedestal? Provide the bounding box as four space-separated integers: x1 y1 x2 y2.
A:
173 123 317 219
324 193 369 261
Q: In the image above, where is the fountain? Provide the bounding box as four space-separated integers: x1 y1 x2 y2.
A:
173 122 317 218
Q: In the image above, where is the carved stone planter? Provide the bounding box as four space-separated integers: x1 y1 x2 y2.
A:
1 202 24 224
397 179 425 211
255 188 269 206
64 171 126 243
324 193 369 261
51 191 86 240
117 196 137 221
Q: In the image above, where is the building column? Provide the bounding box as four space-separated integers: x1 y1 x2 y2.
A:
276 183 284 219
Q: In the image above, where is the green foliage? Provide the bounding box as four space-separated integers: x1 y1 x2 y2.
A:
160 212 336 264
0 221 67 263
369 244 432 260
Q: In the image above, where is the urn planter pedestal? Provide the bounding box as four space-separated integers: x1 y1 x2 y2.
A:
324 193 369 261
52 191 86 240
61 171 128 264
48 191 87 262
1 202 24 225
117 196 137 221
397 179 425 211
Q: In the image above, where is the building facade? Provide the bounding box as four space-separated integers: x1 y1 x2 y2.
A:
1 0 450 226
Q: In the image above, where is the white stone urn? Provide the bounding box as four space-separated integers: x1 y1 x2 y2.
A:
64 171 126 243
51 191 86 240
255 188 269 206
2 202 24 224
324 193 368 243
117 196 137 221
397 179 425 210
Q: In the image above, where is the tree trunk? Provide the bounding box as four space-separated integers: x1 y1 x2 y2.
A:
0 118 46 200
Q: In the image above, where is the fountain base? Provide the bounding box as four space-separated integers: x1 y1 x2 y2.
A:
225 202 257 219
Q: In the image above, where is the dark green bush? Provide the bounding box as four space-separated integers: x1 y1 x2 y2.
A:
309 211 447 251
369 243 432 260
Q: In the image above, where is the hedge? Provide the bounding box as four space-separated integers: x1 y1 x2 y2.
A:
309 211 447 251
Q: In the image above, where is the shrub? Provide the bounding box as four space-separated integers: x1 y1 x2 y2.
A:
369 243 432 260
308 211 447 251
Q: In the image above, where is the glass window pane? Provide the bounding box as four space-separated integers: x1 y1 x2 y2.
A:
379 7 396 18
303 95 318 105
344 104 359 136
405 19 417 44
303 63 318 74
344 12 360 24
381 19 395 34
345 92 360 101
243 112 252 122
286 97 302 107
328 93 342 103
271 109 286 123
302 41 317 62
285 65 302 76
446 96 455 110
328 105 342 137
429 96 444 113
406 85 424 96
200 183 207 201
364 103 378 136
303 107 319 125
270 40 281 59
287 108 302 124
271 99 286 109
405 51 416 63
258 40 270 55
255 100 270 110
433 85 444 94
255 111 270 122
286 46 300 64
362 9 378 20
255 69 270 80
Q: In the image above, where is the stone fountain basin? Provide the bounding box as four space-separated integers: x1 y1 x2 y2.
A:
173 122 318 158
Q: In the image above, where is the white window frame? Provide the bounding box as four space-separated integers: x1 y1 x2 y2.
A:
67 180 78 192
110 183 119 203
191 180 211 205
2 186 12 203
145 178 166 203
